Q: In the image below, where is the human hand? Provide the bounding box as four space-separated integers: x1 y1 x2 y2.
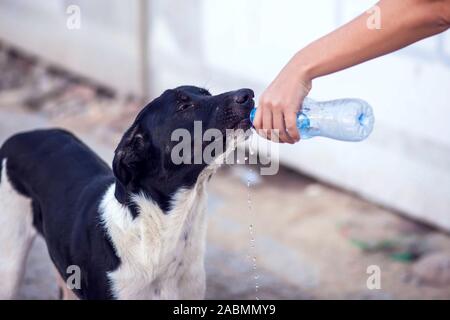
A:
253 63 312 143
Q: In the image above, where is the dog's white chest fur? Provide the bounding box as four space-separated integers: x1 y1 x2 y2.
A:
100 178 209 299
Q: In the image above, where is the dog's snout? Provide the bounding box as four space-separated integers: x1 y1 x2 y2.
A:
234 89 254 104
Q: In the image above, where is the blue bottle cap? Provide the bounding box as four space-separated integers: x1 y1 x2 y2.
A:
249 108 257 123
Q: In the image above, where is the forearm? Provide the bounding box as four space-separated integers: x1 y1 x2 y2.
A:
291 0 450 80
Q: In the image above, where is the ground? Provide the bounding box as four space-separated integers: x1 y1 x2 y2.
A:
1 45 450 299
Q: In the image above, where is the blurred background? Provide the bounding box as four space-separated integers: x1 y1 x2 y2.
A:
0 0 449 299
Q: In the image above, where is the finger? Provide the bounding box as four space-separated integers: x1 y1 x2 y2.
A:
253 107 263 130
255 110 270 140
253 108 269 140
262 109 273 141
285 112 300 142
273 111 293 144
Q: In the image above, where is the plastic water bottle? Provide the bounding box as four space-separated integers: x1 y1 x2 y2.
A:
250 97 374 141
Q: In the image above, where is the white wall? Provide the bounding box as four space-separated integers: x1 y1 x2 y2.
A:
148 0 450 230
0 0 144 95
0 0 449 230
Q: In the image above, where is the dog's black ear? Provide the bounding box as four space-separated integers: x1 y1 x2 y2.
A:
112 125 149 190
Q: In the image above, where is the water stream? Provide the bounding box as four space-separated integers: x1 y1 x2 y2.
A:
247 166 259 300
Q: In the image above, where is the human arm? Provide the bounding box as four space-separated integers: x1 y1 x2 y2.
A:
254 0 450 143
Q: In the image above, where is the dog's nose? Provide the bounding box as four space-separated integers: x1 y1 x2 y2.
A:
234 89 254 104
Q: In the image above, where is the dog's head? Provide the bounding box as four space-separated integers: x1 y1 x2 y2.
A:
113 85 254 211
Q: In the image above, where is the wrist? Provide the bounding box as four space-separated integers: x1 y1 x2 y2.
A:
284 56 313 95
290 50 318 85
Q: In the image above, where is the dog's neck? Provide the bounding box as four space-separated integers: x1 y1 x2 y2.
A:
101 145 237 298
101 165 217 282
114 164 210 216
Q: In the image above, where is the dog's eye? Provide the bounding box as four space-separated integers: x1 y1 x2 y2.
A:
179 94 190 102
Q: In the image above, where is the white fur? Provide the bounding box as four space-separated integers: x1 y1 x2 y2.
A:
0 159 36 299
0 133 246 300
100 136 245 300
101 168 215 299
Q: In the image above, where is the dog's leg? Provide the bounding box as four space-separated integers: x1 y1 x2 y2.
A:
0 159 36 299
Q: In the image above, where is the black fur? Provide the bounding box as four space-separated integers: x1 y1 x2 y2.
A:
112 86 254 213
1 129 119 299
0 86 253 299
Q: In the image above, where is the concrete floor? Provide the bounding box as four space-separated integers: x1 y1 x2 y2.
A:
1 49 450 299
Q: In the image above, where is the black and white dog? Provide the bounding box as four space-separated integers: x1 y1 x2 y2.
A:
0 86 254 299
